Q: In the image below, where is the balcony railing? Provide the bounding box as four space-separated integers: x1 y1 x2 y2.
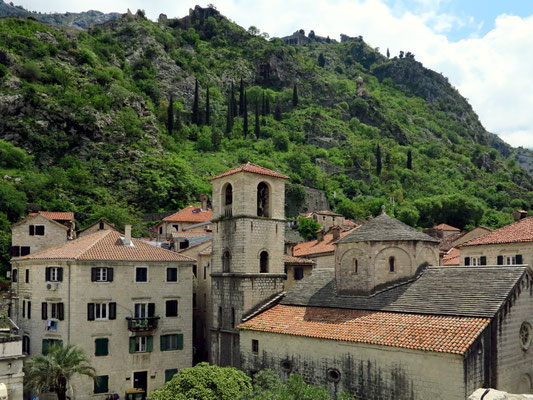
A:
224 205 233 217
126 317 159 332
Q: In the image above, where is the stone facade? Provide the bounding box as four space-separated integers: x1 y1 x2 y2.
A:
78 220 118 237
461 242 532 267
310 211 344 231
11 214 70 256
210 167 287 367
0 330 24 400
11 258 193 399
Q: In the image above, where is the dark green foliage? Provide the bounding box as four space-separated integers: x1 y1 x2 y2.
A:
238 78 244 116
211 124 221 150
292 84 298 107
265 96 270 115
0 139 31 168
150 362 252 400
317 53 325 68
167 96 174 135
0 183 27 222
254 99 260 138
274 104 282 121
243 91 248 138
386 48 390 58
376 144 382 175
407 149 413 169
205 86 210 126
297 216 321 241
192 78 199 125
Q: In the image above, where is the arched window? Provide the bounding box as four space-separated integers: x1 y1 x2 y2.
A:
22 335 30 354
260 251 269 273
222 250 231 273
389 256 395 272
257 182 270 217
223 184 233 217
231 308 235 327
354 259 358 274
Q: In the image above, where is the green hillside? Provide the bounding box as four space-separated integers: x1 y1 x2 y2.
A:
0 6 532 271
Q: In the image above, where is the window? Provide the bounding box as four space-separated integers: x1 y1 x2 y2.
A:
173 224 179 231
507 256 516 265
257 182 270 217
252 339 259 353
520 322 533 351
45 267 63 282
42 339 62 355
192 265 197 279
94 375 109 394
224 184 233 205
95 338 109 356
354 259 358 274
134 303 155 319
87 302 116 321
260 251 269 273
389 257 395 272
22 335 30 354
129 336 153 353
167 267 178 282
222 251 231 273
29 225 45 236
327 368 341 383
27 301 31 319
165 369 178 382
231 308 235 327
11 269 17 282
203 265 207 280
166 300 178 317
99 222 105 230
91 267 113 282
135 267 148 282
11 247 20 257
25 269 29 283
160 334 183 351
294 267 304 281
42 302 64 320
159 226 163 234
22 300 25 318
21 246 30 256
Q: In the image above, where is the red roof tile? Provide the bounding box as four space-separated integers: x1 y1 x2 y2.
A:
343 219 357 227
238 304 489 355
284 255 314 265
29 211 74 221
14 230 194 262
209 163 289 181
433 223 460 231
162 206 212 223
442 248 460 266
293 228 356 257
463 217 533 246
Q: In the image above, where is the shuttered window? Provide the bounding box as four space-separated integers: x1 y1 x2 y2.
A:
167 268 178 282
480 256 487 265
95 338 109 356
160 334 183 351
94 376 109 394
464 257 470 266
166 300 178 317
517 254 523 265
497 255 504 265
129 336 153 353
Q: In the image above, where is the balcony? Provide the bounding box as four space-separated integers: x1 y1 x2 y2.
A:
126 317 159 332
224 205 233 217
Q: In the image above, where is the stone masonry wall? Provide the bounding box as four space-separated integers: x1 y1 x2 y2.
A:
461 243 533 267
11 214 68 255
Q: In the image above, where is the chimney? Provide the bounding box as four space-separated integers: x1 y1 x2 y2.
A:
124 225 132 246
512 210 528 221
316 229 324 242
200 194 208 211
332 226 341 241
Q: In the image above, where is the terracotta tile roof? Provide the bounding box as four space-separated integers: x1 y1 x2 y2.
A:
14 230 194 262
439 232 464 252
442 248 460 266
343 219 357 227
463 217 533 246
284 255 314 265
433 223 461 231
162 206 212 223
29 211 74 221
238 304 489 355
209 163 289 181
293 228 356 257
199 246 212 256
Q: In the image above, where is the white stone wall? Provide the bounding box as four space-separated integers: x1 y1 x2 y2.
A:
240 330 466 400
11 214 68 255
461 243 533 266
0 338 24 400
12 259 193 400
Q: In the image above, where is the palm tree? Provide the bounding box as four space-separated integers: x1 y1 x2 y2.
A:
24 344 96 400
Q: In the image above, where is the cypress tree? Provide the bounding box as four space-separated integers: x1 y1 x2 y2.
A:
265 95 270 115
318 53 325 67
192 79 199 125
386 48 390 58
274 103 282 121
226 90 233 136
205 86 210 126
212 124 221 149
167 95 174 135
238 78 244 116
292 83 298 107
175 108 182 134
376 144 382 176
407 149 413 170
261 92 266 116
254 99 260 138
243 91 248 137
231 82 237 119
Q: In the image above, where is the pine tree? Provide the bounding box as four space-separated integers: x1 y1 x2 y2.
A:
274 103 282 121
167 95 174 135
192 79 199 125
254 99 260 138
407 149 413 170
318 53 325 67
292 83 298 107
212 124 221 149
243 91 248 137
238 78 244 116
376 144 382 176
205 86 210 126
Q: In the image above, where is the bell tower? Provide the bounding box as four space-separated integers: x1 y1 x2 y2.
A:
209 163 288 367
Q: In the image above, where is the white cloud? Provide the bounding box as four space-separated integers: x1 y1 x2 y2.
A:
16 0 533 148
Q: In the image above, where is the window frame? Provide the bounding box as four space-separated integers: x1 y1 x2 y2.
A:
94 303 108 320
252 339 259 354
135 266 148 283
49 267 60 282
166 267 178 282
96 267 108 282
165 300 178 317
35 225 45 236
93 375 109 394
160 334 183 351
95 338 109 357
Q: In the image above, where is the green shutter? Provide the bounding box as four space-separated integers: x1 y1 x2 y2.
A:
480 256 487 265
160 335 167 351
95 338 108 356
147 336 153 352
517 254 523 264
177 334 183 350
129 337 136 353
165 369 178 382
94 375 109 394
497 255 504 265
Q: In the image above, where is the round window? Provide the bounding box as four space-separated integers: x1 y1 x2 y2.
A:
326 368 341 383
280 360 292 373
520 322 532 351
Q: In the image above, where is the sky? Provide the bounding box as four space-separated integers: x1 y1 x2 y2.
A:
17 0 533 149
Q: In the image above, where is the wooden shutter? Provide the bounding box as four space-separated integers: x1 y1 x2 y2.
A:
57 267 63 282
160 335 167 351
108 302 116 320
148 303 155 318
107 268 113 282
22 300 25 318
517 254 523 264
57 303 64 321
129 337 136 353
95 338 108 356
497 255 503 265
87 303 95 321
91 268 97 282
480 256 487 265
27 301 31 319
41 302 47 320
464 257 470 266
29 225 34 236
146 336 153 352
45 267 51 282
177 334 183 350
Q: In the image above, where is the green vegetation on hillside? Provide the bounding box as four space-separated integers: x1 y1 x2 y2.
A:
0 8 532 272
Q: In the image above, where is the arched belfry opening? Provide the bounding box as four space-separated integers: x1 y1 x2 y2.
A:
223 183 233 216
260 251 269 273
257 182 270 217
389 256 395 272
223 250 232 272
